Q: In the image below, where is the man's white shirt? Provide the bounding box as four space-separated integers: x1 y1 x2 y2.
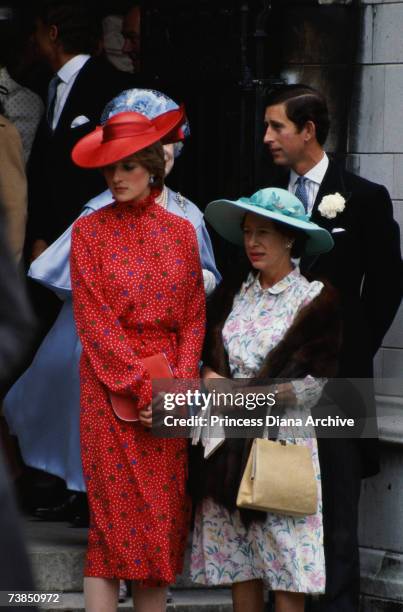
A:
288 153 329 215
52 54 91 130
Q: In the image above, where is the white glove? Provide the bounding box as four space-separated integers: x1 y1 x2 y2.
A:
203 269 217 296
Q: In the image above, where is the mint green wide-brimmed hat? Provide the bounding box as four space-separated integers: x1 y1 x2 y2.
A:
205 187 334 256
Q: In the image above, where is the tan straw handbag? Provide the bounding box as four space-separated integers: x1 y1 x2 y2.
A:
236 437 318 517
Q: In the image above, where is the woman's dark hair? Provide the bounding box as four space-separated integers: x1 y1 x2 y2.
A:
131 141 165 190
273 222 308 259
265 84 330 146
206 247 254 334
35 1 101 55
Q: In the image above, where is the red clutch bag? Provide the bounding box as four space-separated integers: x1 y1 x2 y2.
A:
109 353 174 422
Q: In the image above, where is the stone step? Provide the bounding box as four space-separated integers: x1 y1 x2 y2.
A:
24 518 206 592
360 547 403 605
24 518 403 612
360 595 403 611
38 590 232 612
25 519 86 592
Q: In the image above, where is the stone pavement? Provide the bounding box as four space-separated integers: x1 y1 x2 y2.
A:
23 518 401 611
23 518 233 611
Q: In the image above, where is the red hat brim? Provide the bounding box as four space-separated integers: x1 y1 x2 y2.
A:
72 105 186 168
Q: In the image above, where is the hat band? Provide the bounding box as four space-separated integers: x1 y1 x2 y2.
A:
239 191 310 223
102 121 157 143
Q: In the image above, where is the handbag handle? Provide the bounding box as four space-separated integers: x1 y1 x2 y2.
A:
262 385 283 441
263 386 301 445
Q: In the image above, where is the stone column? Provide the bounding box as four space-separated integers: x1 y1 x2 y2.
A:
347 1 403 609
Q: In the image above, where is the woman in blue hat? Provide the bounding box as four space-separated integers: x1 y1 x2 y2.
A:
3 89 220 518
190 188 341 611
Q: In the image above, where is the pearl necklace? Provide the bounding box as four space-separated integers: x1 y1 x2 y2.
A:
155 186 168 210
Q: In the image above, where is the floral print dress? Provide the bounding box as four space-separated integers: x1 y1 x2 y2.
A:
191 268 326 593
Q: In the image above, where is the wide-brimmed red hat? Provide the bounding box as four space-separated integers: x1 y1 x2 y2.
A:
72 105 186 168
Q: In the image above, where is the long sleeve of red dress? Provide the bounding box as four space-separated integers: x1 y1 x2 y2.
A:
71 220 153 409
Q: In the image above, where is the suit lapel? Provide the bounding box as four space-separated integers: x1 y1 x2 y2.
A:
54 58 93 133
273 160 347 273
300 160 345 273
310 159 345 226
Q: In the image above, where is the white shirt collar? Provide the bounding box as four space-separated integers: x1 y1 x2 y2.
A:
290 152 329 187
243 267 300 296
57 54 91 84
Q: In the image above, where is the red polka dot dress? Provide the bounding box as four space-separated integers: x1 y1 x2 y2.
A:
70 193 206 584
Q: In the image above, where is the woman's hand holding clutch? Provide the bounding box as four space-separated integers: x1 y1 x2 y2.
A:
138 405 153 428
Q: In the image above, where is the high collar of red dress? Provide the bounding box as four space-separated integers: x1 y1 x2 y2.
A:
118 189 161 216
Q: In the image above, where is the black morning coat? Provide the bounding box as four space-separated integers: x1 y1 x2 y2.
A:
276 159 403 476
26 56 134 248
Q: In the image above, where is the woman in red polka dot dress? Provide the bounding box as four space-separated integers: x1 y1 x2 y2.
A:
70 107 206 611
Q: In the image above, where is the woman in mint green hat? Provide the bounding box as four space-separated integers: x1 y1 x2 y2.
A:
190 188 340 611
204 187 334 257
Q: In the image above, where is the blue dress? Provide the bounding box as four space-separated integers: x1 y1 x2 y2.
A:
4 188 220 492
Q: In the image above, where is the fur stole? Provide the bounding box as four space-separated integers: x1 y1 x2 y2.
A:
190 281 342 525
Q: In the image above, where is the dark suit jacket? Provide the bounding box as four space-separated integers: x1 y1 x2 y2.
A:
26 56 132 247
276 160 402 476
277 160 402 374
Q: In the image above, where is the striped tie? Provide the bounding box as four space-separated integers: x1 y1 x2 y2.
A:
295 176 309 213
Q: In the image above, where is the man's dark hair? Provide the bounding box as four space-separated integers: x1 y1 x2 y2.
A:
35 1 101 55
265 84 330 146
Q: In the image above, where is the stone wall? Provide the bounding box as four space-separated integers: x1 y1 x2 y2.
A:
349 0 403 391
276 1 403 606
349 1 403 607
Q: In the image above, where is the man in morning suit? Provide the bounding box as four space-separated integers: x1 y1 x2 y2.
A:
263 84 402 611
27 0 131 262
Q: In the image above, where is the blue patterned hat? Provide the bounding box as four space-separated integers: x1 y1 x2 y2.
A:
101 89 190 157
205 188 334 256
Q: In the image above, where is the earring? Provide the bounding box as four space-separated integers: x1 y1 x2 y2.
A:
149 175 155 185
286 241 293 249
